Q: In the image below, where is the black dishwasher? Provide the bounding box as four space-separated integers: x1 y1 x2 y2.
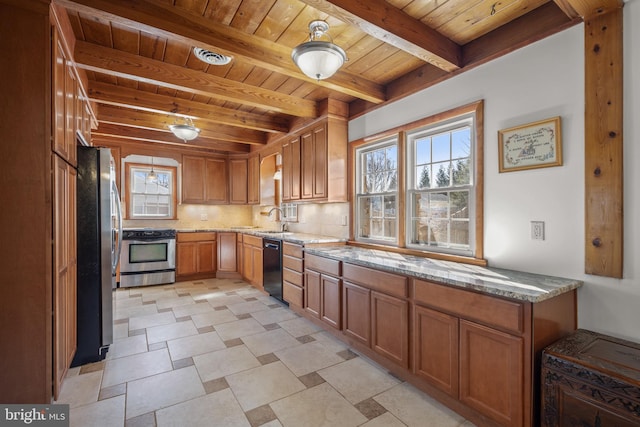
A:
263 238 286 304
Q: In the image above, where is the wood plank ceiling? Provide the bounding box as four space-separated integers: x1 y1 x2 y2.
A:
57 0 585 154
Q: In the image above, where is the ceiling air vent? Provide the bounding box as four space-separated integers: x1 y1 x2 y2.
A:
193 47 232 65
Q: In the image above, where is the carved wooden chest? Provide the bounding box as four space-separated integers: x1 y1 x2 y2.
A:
541 329 640 426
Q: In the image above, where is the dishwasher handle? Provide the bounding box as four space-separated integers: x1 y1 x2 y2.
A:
264 243 280 250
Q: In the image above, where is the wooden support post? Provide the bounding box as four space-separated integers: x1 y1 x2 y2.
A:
584 6 623 278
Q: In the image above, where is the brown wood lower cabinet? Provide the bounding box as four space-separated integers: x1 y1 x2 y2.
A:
217 232 239 278
297 252 578 427
242 234 263 289
176 232 216 279
282 242 304 307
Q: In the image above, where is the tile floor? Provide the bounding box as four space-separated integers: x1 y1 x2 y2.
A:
56 278 474 427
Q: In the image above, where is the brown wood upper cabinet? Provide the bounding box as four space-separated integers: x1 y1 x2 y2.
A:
182 155 228 204
247 155 260 205
229 158 248 204
282 117 347 203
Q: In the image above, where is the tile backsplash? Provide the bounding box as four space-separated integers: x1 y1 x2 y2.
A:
123 202 349 239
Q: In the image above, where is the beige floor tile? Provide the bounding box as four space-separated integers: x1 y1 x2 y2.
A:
193 345 260 382
241 328 301 357
167 331 226 361
125 366 205 419
156 388 250 427
140 288 178 302
113 323 129 341
318 357 401 404
311 330 349 353
277 317 323 337
226 361 306 411
171 301 215 318
114 289 131 299
361 412 407 427
155 295 195 310
260 420 284 427
56 370 102 408
128 311 175 331
102 349 172 388
206 294 247 307
213 317 266 341
250 307 299 325
107 334 148 360
227 300 271 315
190 308 238 328
115 296 143 309
115 304 158 321
69 395 125 427
271 382 368 427
146 320 198 344
374 383 466 427
275 341 344 377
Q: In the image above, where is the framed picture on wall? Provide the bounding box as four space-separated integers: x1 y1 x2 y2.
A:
498 116 562 173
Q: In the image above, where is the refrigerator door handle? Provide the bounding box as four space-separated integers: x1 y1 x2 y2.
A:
112 180 123 275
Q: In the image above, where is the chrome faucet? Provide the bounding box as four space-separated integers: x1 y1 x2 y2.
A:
267 207 287 231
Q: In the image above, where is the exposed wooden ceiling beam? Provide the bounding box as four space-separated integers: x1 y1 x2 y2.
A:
93 123 251 153
97 105 267 145
88 81 289 134
74 40 317 118
559 0 623 17
57 0 386 103
298 0 461 72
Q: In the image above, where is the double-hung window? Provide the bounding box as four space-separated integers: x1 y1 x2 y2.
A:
407 116 475 255
126 163 177 219
352 101 483 261
355 138 398 244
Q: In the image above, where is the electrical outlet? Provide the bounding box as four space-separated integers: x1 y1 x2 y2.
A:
200 213 208 221
341 215 348 226
531 221 545 240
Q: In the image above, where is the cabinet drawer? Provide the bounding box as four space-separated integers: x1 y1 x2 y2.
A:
243 234 262 248
413 279 524 334
177 232 216 242
283 268 303 286
283 242 303 258
283 255 303 272
343 263 407 299
283 281 303 307
305 253 341 277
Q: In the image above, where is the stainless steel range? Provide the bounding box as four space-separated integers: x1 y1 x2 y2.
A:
119 228 176 287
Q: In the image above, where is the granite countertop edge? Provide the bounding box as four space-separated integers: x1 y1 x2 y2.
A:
175 228 347 244
303 246 583 303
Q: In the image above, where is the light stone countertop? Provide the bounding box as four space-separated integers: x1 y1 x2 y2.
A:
175 227 346 245
303 245 582 303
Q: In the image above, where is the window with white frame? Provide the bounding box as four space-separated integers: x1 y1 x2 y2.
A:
407 116 475 255
352 101 483 260
127 163 177 219
355 138 398 243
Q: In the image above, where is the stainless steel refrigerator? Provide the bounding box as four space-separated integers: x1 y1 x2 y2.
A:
72 146 122 367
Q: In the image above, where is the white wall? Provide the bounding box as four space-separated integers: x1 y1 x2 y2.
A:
349 2 640 343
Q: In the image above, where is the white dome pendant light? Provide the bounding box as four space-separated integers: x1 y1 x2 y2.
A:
292 20 347 81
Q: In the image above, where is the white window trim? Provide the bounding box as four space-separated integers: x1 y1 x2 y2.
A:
126 162 177 220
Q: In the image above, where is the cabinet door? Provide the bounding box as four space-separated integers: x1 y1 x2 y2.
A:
301 130 314 199
52 31 66 161
197 241 216 274
177 242 198 276
182 156 206 203
242 243 254 283
236 236 243 276
64 61 77 166
281 141 292 201
343 282 370 346
247 155 260 204
371 291 409 368
217 232 237 273
304 269 321 318
301 124 327 200
459 320 524 427
321 275 341 329
414 305 459 397
229 158 248 204
205 158 228 203
251 245 263 289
